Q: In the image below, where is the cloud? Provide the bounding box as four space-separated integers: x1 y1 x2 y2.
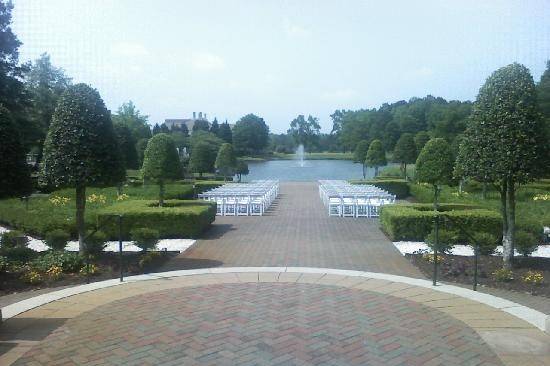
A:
191 52 226 71
320 89 357 101
111 42 149 57
283 18 310 38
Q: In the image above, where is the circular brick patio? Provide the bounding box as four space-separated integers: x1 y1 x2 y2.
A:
15 283 503 366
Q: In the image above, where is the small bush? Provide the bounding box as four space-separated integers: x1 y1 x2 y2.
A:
80 263 100 276
471 232 498 255
425 228 459 253
131 228 159 251
31 251 84 273
21 269 43 284
522 270 544 285
84 230 108 257
422 253 445 263
493 268 514 282
0 255 7 271
44 229 70 251
98 200 216 239
46 265 63 280
139 251 162 268
515 230 538 257
1 247 35 264
350 179 410 199
0 230 29 249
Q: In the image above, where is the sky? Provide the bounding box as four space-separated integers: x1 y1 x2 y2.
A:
11 0 550 133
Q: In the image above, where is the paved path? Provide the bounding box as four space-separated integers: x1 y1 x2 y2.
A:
2 270 549 366
162 182 422 277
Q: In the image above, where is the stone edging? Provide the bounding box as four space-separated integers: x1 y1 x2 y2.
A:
2 266 549 334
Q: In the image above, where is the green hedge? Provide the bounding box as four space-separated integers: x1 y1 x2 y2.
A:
194 181 226 194
380 203 502 241
97 199 216 240
349 179 410 199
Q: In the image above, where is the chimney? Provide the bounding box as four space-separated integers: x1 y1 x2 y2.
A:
193 112 196 119
205 113 207 120
199 112 203 119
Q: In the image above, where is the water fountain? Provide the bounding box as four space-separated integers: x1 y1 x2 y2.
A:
296 144 305 167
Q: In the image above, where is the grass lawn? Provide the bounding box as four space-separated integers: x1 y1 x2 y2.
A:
0 183 194 239
409 181 550 233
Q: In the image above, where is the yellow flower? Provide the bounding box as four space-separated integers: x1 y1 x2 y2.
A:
49 196 70 206
533 194 550 201
522 271 544 285
117 193 130 201
46 265 63 280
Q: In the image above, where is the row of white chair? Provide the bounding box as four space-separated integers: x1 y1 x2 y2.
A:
199 180 279 216
318 180 395 217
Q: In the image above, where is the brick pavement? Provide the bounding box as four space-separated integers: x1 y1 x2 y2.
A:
12 282 504 366
162 182 422 277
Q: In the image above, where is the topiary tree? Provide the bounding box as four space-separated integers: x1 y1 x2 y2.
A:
189 141 217 177
131 227 159 251
141 133 182 206
0 106 32 198
393 133 417 179
365 139 386 177
353 140 370 179
415 138 453 209
235 159 249 182
456 63 548 268
41 83 124 252
215 143 237 181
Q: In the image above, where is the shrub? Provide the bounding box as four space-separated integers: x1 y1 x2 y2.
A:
98 200 216 239
46 265 63 280
471 232 498 255
131 228 159 251
493 268 514 282
522 271 544 285
379 203 501 241
0 230 29 249
0 255 7 271
194 181 225 194
515 230 538 257
425 228 459 253
1 247 35 264
21 269 43 284
422 253 445 263
350 179 409 199
80 263 100 276
31 251 84 273
44 229 70 251
139 251 162 268
84 230 108 257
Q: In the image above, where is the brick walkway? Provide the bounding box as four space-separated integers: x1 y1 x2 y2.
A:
162 182 422 277
12 283 503 366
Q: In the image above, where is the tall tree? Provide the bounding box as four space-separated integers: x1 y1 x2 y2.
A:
537 60 550 122
24 53 72 154
365 139 387 177
287 114 321 151
141 133 182 206
416 138 454 208
233 114 269 155
112 101 151 141
0 0 32 148
192 119 210 133
218 120 233 144
152 123 161 135
210 117 220 135
393 133 417 179
0 106 32 198
215 143 237 181
414 131 430 153
41 84 124 252
456 63 548 268
113 123 139 169
353 140 370 179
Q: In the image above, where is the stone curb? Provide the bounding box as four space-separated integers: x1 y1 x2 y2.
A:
1 267 549 334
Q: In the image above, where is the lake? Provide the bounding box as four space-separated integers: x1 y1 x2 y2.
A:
242 160 396 182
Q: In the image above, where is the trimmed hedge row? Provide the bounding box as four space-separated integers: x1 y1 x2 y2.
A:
379 203 502 241
97 200 216 240
349 179 410 199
